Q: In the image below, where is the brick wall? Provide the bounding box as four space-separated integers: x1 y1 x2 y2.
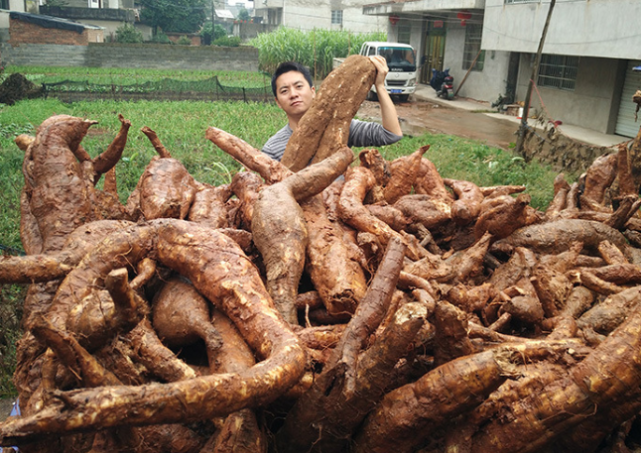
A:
9 19 95 45
0 42 259 72
166 33 202 47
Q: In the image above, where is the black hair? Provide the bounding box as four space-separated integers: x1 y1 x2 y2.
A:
271 61 313 97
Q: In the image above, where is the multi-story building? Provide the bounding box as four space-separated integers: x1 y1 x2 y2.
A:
37 0 137 39
364 0 641 138
255 0 387 34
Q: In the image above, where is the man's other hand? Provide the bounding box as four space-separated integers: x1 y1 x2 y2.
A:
369 55 389 89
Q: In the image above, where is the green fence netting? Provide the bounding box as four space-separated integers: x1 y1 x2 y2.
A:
42 76 272 103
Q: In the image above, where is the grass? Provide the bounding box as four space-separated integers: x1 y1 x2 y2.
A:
5 66 272 89
0 95 566 397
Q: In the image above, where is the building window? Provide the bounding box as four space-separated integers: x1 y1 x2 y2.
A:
0 0 10 9
397 24 411 44
331 10 343 25
538 54 579 90
463 23 485 71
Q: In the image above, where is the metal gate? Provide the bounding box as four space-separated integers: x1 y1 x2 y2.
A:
615 59 641 138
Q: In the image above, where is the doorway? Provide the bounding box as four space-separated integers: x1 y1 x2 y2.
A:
420 21 446 84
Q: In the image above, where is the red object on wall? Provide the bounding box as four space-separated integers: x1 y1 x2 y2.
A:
457 10 472 26
389 14 400 26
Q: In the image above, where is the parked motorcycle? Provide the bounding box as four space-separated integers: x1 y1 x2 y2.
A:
430 68 454 100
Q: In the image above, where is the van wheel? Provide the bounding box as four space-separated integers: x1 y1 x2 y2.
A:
367 90 378 102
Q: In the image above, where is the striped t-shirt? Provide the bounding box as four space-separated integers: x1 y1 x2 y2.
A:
262 119 402 162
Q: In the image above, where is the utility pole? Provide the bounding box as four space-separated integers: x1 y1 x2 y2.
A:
515 0 556 157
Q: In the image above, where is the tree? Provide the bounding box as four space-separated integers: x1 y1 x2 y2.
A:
237 7 250 21
140 0 207 35
201 22 227 45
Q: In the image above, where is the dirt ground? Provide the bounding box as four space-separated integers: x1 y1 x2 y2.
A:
357 99 520 150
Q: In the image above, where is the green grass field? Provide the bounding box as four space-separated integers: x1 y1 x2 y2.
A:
5 66 272 89
0 65 569 397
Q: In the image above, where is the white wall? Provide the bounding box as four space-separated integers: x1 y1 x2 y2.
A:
283 0 386 33
483 0 641 60
515 55 622 133
443 22 507 102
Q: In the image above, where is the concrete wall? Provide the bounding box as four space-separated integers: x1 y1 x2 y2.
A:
1 42 259 71
483 0 641 60
233 22 278 41
515 54 623 134
442 22 507 102
78 19 123 38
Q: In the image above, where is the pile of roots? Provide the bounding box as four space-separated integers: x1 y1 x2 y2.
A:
3 55 641 453
0 73 43 106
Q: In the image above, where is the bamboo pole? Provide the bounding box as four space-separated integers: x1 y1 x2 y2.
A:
453 48 483 98
515 0 557 157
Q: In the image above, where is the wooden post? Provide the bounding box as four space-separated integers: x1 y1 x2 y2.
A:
453 48 482 98
515 0 557 157
313 29 317 79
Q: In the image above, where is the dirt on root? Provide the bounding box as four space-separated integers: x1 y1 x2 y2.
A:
357 99 520 150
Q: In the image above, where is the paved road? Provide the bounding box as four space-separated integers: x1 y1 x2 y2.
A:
358 99 520 150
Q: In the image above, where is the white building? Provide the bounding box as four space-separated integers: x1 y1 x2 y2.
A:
255 0 387 33
1 0 26 41
364 0 641 138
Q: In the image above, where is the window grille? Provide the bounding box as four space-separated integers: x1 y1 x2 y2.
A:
331 10 343 25
538 54 579 90
397 24 411 44
463 23 485 71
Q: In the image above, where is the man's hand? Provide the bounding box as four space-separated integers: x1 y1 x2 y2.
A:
367 55 402 137
369 55 389 89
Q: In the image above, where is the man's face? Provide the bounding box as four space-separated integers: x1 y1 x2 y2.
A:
274 71 316 120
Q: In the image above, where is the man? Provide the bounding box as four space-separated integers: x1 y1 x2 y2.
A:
262 56 403 161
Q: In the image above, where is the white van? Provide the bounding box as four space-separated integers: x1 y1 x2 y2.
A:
359 41 417 102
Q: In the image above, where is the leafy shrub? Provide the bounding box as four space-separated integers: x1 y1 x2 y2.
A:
177 35 192 46
115 23 143 44
150 31 172 44
213 36 241 47
201 23 227 45
213 24 227 41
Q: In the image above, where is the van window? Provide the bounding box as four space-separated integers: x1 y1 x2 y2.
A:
368 47 376 56
377 46 416 72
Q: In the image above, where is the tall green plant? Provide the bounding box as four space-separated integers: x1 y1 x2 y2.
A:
249 28 386 78
115 23 143 44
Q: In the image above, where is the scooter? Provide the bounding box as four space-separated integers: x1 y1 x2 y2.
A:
430 68 455 100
